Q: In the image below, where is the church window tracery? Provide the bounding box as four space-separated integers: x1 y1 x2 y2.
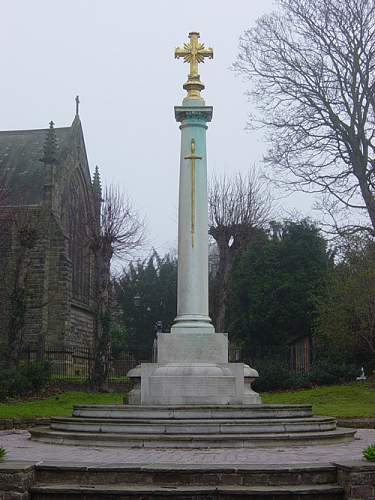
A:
64 170 92 305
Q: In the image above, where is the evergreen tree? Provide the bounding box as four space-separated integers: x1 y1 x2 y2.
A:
316 237 375 370
115 251 177 360
228 220 330 361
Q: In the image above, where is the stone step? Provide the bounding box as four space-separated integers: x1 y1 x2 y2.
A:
72 404 313 420
34 462 339 487
30 426 355 448
30 483 344 499
50 415 337 434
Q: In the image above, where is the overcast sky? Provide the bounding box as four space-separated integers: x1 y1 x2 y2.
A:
1 0 313 257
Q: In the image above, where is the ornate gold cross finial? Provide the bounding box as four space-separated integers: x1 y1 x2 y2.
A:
175 32 213 100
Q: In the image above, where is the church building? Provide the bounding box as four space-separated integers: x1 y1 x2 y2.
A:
0 102 101 355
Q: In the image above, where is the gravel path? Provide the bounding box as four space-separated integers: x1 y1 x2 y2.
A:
1 429 374 466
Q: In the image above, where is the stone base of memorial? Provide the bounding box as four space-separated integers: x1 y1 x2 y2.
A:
29 324 355 448
133 331 260 406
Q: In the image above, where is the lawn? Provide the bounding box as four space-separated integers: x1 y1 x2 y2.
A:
0 392 123 419
0 383 374 420
262 382 375 418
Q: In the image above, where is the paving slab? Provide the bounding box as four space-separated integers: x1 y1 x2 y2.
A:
0 429 374 466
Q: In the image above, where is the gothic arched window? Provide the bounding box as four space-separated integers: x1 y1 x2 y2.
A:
64 170 91 304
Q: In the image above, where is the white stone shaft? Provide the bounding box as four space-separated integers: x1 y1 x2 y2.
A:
172 104 214 333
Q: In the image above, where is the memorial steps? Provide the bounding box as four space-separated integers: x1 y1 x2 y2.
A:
29 404 355 448
30 462 345 499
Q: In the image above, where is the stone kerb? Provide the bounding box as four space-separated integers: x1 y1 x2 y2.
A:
1 460 375 498
336 461 375 499
0 462 35 500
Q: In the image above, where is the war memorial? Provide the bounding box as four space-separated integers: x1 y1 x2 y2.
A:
1 32 375 500
28 31 353 449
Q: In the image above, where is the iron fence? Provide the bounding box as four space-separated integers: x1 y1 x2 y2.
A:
21 346 139 381
20 344 243 380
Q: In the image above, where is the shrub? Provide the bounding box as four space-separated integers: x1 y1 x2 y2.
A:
251 357 359 392
25 361 52 391
252 358 311 392
0 361 51 401
363 444 375 462
309 360 358 386
251 359 289 392
0 448 6 462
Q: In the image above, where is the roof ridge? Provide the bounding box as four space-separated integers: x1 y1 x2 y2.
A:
0 127 71 135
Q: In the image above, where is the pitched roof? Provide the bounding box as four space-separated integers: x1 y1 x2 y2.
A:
0 126 72 205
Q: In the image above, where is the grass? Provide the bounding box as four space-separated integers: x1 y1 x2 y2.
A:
0 392 123 419
0 383 374 420
262 382 375 418
50 375 88 382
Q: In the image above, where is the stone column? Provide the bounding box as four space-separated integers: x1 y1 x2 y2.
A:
171 101 214 334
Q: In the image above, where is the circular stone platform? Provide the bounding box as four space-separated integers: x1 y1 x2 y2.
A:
29 404 355 448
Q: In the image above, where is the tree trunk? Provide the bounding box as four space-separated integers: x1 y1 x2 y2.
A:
210 225 264 333
91 244 112 391
7 248 30 369
211 228 236 333
354 162 375 234
214 247 234 332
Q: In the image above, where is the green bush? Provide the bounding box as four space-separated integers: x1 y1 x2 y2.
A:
252 359 311 392
0 361 51 401
26 361 52 391
252 358 359 392
363 444 375 462
0 448 7 462
309 360 358 386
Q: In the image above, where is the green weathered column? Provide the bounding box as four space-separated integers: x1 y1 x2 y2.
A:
171 32 214 334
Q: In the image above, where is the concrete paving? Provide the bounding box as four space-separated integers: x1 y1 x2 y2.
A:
1 428 374 465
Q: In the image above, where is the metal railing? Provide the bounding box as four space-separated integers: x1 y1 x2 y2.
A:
21 346 139 380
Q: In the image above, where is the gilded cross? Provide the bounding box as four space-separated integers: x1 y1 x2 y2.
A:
184 138 202 248
175 32 213 99
175 31 213 78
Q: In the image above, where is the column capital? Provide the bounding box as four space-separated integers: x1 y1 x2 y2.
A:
175 106 213 124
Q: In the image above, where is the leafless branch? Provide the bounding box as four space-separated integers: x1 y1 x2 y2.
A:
90 185 145 262
234 0 375 235
209 170 273 245
208 170 274 331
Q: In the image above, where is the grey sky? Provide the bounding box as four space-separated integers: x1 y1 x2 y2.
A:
1 0 312 256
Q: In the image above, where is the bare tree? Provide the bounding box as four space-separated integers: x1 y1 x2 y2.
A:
208 171 273 331
0 173 13 252
89 184 144 390
0 179 8 206
234 0 375 235
0 163 55 368
0 209 41 368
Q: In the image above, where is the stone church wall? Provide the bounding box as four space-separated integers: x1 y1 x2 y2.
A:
67 304 95 350
0 120 99 359
0 207 96 355
44 216 72 348
0 216 12 353
0 207 48 350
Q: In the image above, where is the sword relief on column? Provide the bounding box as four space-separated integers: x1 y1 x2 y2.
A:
184 138 202 248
